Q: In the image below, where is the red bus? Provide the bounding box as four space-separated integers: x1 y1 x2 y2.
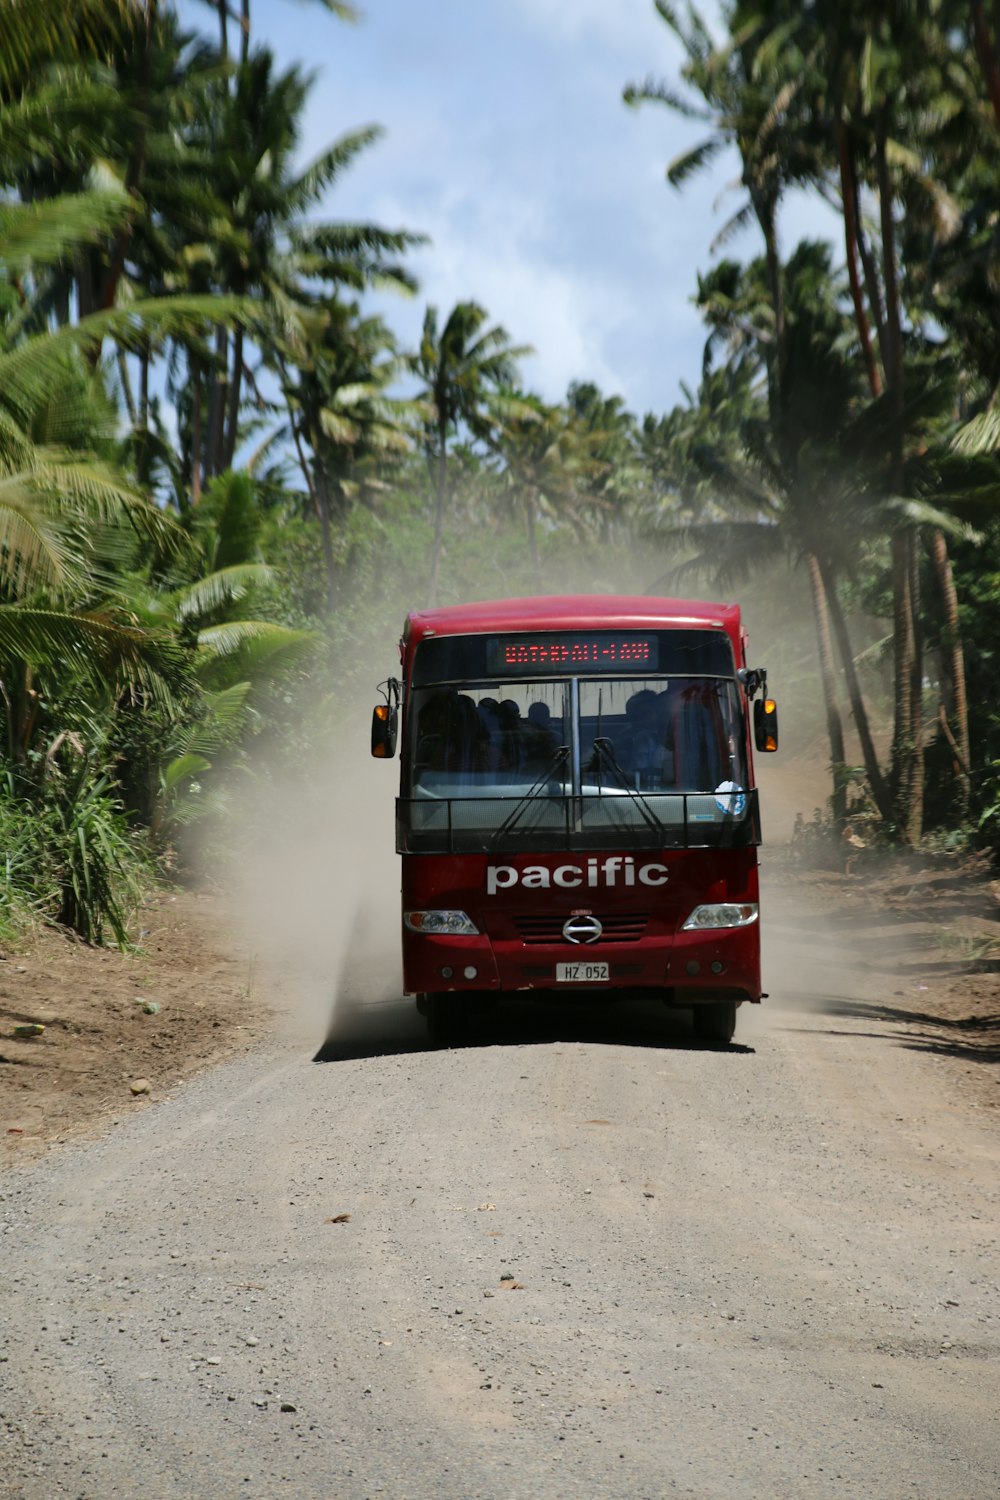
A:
371 595 778 1044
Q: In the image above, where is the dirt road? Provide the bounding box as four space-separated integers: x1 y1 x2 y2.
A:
1 871 999 1499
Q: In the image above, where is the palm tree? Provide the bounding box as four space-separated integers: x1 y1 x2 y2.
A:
625 4 821 423
169 47 419 490
485 395 585 576
266 299 416 610
408 302 531 605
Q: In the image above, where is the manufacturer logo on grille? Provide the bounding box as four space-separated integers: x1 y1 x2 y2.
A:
562 914 603 945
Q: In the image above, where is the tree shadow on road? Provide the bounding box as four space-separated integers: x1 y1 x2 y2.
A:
818 996 1000 1067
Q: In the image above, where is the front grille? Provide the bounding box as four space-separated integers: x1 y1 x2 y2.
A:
513 913 649 945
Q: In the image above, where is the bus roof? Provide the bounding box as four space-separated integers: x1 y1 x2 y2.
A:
404 595 741 646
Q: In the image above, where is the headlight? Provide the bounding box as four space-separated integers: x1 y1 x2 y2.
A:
681 903 758 930
404 910 479 935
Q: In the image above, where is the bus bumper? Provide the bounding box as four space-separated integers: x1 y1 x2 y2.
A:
402 923 761 1002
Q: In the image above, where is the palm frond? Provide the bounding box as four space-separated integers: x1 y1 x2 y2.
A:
0 606 182 700
623 78 712 122
0 296 249 425
291 125 384 204
162 753 212 795
666 137 724 187
0 189 130 278
175 564 275 623
952 406 1000 456
195 619 315 666
0 480 79 595
174 682 254 757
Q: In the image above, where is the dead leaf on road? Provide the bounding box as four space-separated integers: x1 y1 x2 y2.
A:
325 1213 352 1225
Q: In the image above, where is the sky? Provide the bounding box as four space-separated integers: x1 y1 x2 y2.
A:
178 0 836 418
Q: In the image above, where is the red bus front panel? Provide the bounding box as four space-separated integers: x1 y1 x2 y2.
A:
401 847 760 1001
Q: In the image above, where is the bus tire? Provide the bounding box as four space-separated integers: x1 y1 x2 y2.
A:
425 993 469 1047
692 1000 737 1045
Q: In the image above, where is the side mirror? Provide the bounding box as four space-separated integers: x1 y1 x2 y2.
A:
754 698 779 753
371 702 398 759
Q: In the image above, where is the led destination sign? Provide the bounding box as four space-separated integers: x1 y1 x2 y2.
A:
410 629 734 686
485 634 659 675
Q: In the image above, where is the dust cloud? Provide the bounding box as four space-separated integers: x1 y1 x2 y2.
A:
217 697 422 1054
703 568 867 1030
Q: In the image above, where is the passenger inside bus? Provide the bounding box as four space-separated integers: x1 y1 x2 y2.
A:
616 689 674 783
521 701 561 772
415 690 500 776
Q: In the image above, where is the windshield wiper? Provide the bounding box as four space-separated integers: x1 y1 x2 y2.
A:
590 737 665 838
488 745 570 850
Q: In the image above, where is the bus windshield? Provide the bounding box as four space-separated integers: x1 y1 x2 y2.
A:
405 675 747 800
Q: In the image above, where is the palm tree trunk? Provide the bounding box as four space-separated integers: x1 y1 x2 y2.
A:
139 344 150 430
241 0 251 63
972 1 1000 130
856 222 887 369
117 348 137 426
806 552 847 832
222 324 245 470
929 527 970 810
207 325 228 478
427 422 448 607
98 0 156 323
0 675 15 765
838 123 881 398
877 111 923 843
750 189 785 421
890 529 922 840
190 367 204 507
288 415 317 507
76 249 98 319
818 555 894 825
1 665 35 764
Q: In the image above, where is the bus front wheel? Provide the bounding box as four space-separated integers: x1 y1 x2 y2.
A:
691 1000 737 1045
424 992 469 1047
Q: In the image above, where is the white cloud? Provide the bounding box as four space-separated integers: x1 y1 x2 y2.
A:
366 184 629 401
507 0 670 51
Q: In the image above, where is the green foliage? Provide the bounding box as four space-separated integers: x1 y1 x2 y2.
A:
0 774 59 941
0 755 149 948
48 763 147 947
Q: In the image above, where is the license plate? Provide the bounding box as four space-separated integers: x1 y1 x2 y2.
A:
556 962 610 983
